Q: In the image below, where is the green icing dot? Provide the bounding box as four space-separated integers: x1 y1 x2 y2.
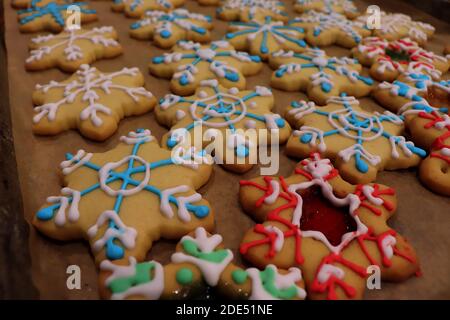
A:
176 268 194 285
232 269 248 285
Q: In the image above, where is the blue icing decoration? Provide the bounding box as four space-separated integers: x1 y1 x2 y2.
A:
300 133 312 143
321 82 332 93
225 72 239 82
276 118 285 128
160 29 171 38
236 145 249 158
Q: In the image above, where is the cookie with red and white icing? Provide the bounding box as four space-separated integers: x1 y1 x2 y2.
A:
293 0 360 19
32 64 156 141
26 26 123 72
217 0 288 23
239 153 419 300
225 16 308 61
269 48 374 105
112 0 185 18
156 80 291 173
98 227 307 300
288 11 371 49
373 79 450 196
129 9 213 49
352 37 449 83
354 11 435 45
149 40 263 96
284 94 426 184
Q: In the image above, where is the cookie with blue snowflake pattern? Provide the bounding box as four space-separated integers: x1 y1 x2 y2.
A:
149 40 263 96
225 16 308 61
129 9 212 49
284 94 426 184
112 0 185 18
17 1 97 33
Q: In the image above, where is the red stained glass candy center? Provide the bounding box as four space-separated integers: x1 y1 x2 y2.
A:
299 187 357 247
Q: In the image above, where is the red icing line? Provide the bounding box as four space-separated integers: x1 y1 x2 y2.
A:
354 184 395 215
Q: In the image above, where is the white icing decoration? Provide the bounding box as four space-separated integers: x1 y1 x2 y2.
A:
120 129 154 145
46 187 81 226
60 149 93 175
160 185 202 222
317 264 345 284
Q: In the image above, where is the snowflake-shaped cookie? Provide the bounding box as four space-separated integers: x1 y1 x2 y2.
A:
112 0 185 18
32 64 156 141
149 40 262 96
225 16 308 61
354 11 435 45
99 227 306 300
129 9 212 49
26 26 123 72
156 80 291 173
284 94 426 184
352 37 449 82
17 1 97 33
269 48 374 105
34 130 214 265
239 153 419 299
293 0 360 19
373 80 450 196
217 0 288 23
288 11 370 48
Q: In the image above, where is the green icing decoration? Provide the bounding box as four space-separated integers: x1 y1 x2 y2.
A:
260 266 298 300
176 268 194 285
108 262 155 294
182 239 229 263
231 269 248 285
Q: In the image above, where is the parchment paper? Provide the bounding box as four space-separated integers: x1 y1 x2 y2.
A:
3 0 450 299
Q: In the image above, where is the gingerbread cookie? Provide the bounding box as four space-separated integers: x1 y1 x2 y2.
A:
99 227 307 300
293 0 360 19
26 26 123 72
34 129 214 266
354 11 434 45
129 9 213 49
269 48 373 105
352 37 449 83
225 16 308 61
156 80 291 173
149 40 262 96
239 153 419 300
288 11 371 48
373 80 450 196
32 64 156 141
112 0 185 18
17 1 97 33
284 94 426 184
217 0 288 23
11 0 67 9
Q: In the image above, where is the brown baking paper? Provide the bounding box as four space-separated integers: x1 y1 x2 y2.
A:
3 0 450 299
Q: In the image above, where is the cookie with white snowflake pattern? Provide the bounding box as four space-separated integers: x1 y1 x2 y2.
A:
284 95 426 184
26 26 123 72
149 40 262 96
129 9 213 49
352 37 449 83
239 152 419 300
293 0 360 19
354 11 434 46
17 1 97 33
112 0 185 18
225 16 308 61
217 0 288 23
269 48 374 105
373 79 450 196
288 11 370 49
99 227 307 300
156 80 291 173
32 64 156 141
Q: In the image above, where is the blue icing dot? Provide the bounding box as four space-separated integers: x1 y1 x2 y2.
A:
160 29 171 38
275 118 285 128
291 101 300 108
261 45 269 54
300 133 312 143
167 137 178 148
130 22 141 30
236 145 249 158
250 55 261 62
275 69 285 77
225 72 239 82
193 27 206 35
225 33 235 39
321 82 332 93
193 205 210 218
36 206 56 221
152 56 164 64
355 157 369 173
179 74 189 85
106 239 125 260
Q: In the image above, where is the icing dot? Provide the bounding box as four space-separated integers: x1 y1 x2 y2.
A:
231 269 248 285
160 30 171 39
249 101 257 108
198 91 208 98
236 145 249 158
176 268 194 285
312 57 328 67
